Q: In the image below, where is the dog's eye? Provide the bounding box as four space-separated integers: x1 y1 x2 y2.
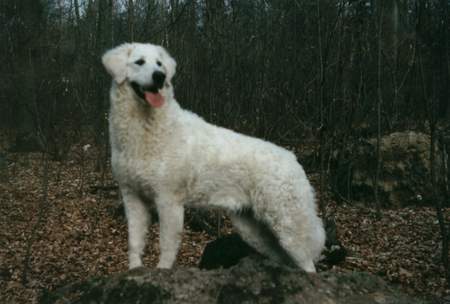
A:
156 60 162 67
135 59 145 66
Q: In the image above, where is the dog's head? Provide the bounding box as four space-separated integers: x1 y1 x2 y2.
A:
102 43 176 108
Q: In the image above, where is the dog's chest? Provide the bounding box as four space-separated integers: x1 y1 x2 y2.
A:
111 147 161 192
109 115 165 189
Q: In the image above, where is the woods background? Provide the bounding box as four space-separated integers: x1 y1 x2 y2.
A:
2 0 449 155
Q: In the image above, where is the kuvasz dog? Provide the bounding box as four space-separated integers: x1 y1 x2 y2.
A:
102 43 325 272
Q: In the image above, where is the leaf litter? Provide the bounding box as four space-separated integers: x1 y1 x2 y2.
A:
0 145 447 303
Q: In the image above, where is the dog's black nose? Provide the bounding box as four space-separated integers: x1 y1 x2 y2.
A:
152 71 166 88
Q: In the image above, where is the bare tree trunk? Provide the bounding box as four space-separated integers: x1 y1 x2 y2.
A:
94 0 108 172
10 0 44 152
109 0 114 46
73 0 81 44
374 3 383 219
430 108 450 287
391 0 399 64
316 0 326 214
390 0 399 122
128 0 134 41
438 0 450 120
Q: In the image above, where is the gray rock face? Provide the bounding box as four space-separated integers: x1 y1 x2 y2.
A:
41 258 425 304
331 131 445 207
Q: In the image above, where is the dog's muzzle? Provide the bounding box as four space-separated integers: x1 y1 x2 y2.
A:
131 71 166 101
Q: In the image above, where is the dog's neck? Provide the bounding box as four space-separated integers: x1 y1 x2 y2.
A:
108 81 178 151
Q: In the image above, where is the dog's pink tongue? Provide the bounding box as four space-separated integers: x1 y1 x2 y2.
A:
144 92 164 108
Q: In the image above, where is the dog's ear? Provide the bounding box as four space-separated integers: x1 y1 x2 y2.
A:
157 46 177 81
102 43 133 84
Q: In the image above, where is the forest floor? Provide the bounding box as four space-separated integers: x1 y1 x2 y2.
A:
0 142 448 303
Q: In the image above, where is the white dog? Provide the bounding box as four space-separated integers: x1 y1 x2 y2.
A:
102 43 325 272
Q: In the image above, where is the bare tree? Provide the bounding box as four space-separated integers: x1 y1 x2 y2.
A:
128 0 135 41
374 2 383 219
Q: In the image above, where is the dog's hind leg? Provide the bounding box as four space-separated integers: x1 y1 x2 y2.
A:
229 213 295 266
122 188 151 269
155 195 184 268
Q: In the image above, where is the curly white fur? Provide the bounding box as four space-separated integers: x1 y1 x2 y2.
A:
102 43 325 272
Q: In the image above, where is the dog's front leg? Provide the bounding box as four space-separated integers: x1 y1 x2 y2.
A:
121 188 150 269
156 197 184 268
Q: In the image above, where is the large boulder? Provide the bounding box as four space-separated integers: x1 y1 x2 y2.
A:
41 258 425 304
331 131 445 207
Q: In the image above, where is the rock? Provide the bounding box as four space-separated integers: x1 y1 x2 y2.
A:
331 131 446 207
40 258 426 304
199 233 259 270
